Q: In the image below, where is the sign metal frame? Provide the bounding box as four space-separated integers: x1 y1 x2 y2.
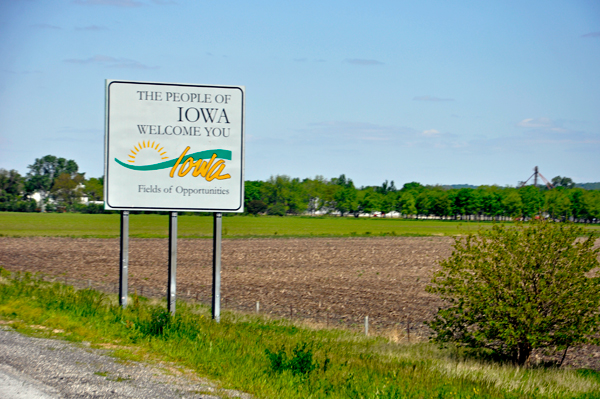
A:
104 80 245 213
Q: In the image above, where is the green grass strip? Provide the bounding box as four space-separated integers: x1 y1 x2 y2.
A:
1 269 598 398
6 212 592 239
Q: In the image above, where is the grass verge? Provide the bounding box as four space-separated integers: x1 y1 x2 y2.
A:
0 269 598 398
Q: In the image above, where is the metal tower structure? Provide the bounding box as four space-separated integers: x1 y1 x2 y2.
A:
520 166 554 189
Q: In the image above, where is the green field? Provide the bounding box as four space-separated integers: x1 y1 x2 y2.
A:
0 212 505 238
1 212 599 238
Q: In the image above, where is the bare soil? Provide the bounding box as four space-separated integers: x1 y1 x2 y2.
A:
1 236 599 370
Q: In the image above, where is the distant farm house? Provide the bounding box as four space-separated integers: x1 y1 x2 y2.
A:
30 184 102 206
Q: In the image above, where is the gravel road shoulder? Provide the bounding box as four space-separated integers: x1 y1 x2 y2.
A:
0 326 250 399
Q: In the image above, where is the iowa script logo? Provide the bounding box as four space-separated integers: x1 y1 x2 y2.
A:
115 141 232 182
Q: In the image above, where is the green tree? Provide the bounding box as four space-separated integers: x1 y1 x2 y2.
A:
545 189 571 220
379 192 394 216
302 176 329 214
551 176 575 189
331 174 357 217
245 180 263 203
358 189 379 215
0 169 24 202
427 221 600 365
454 188 472 216
518 185 543 218
478 186 503 219
261 175 308 215
568 188 587 220
26 155 80 212
375 180 397 195
318 177 339 214
287 177 309 215
401 181 424 193
397 192 417 217
51 172 85 210
333 186 357 217
415 190 434 218
501 189 523 218
465 189 482 217
431 190 454 218
582 190 600 222
247 200 268 215
83 177 104 202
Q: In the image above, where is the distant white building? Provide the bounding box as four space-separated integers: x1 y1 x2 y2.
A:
29 183 101 206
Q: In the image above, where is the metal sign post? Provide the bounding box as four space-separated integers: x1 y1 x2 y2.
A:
168 212 178 314
212 212 222 322
119 210 129 308
105 80 244 316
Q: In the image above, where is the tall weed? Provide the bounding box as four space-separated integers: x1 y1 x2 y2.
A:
265 342 319 376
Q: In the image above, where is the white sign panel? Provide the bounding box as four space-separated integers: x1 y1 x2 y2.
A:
104 80 244 212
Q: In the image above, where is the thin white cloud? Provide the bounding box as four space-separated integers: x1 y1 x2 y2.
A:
581 32 600 38
2 69 42 74
64 55 157 69
31 23 61 30
296 121 462 149
73 0 145 7
304 121 408 142
294 58 326 62
65 55 116 63
73 0 175 5
299 119 599 154
413 96 454 102
516 117 568 132
474 130 600 151
422 129 441 137
517 117 554 128
75 25 108 31
344 59 384 66
469 118 600 153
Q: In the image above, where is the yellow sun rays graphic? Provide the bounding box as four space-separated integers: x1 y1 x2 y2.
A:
127 141 168 163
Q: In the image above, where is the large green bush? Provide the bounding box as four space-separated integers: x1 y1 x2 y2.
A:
0 199 38 212
427 220 600 365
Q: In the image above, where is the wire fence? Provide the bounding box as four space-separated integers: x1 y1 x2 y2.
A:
20 272 429 342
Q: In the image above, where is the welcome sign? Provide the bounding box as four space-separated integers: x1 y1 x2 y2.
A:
104 80 245 212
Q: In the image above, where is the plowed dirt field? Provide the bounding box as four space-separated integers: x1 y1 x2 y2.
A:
2 236 600 369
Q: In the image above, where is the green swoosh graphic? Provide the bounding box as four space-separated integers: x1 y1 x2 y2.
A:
115 149 232 171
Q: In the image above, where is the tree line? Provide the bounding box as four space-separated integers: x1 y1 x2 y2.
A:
245 175 600 222
0 155 103 213
1 155 599 221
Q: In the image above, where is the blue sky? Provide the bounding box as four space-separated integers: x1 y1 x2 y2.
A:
1 0 599 187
